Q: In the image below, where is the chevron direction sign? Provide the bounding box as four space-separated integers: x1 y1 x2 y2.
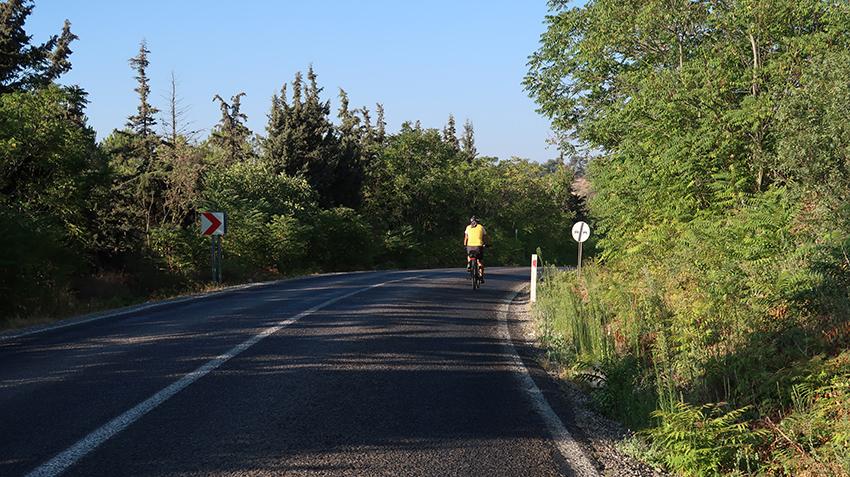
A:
201 212 226 235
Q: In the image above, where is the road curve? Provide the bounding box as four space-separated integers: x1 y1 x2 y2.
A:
0 268 600 476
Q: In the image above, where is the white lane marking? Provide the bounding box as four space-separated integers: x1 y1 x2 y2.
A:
26 279 400 477
498 287 601 477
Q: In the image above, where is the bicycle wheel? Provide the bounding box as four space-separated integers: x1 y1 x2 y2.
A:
471 260 479 289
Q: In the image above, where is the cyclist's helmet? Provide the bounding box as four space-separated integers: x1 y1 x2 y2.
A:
470 215 480 223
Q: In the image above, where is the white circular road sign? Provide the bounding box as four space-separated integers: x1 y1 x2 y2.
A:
571 221 590 243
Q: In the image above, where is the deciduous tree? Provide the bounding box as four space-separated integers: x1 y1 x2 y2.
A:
525 0 850 251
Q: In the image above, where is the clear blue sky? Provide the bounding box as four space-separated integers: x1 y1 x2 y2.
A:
26 1 565 163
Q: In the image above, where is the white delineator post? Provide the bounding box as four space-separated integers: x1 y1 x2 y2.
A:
530 254 538 302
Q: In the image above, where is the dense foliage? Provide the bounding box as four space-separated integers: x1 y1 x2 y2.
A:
526 0 850 475
0 1 584 324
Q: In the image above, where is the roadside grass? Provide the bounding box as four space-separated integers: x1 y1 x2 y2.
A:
531 258 850 476
0 269 218 333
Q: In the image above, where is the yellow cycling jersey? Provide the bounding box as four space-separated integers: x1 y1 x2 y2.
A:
465 224 486 246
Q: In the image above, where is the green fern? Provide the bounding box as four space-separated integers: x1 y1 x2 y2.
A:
643 401 764 477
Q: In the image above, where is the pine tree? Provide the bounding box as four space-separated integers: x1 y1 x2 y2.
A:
126 39 159 140
0 0 77 94
105 40 164 236
116 39 161 178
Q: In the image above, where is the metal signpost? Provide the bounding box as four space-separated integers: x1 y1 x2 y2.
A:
201 211 226 285
571 221 590 279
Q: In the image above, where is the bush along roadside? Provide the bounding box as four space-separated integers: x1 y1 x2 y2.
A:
531 260 850 477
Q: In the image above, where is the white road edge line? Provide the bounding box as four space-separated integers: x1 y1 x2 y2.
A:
26 279 401 477
498 286 601 477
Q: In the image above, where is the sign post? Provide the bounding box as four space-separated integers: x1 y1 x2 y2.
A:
530 254 538 303
571 221 591 279
201 211 226 285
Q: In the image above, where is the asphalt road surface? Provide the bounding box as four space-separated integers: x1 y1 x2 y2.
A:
0 268 600 476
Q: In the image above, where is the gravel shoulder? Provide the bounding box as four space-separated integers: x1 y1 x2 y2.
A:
507 289 673 477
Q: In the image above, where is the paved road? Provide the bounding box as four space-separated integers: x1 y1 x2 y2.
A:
0 268 599 476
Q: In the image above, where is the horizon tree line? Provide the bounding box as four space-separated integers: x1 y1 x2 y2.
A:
0 0 583 319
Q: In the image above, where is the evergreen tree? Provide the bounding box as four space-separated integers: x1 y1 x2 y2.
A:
442 114 460 151
337 89 359 140
264 66 363 209
362 102 386 162
336 90 390 189
126 39 159 143
375 104 386 141
0 0 77 94
211 92 252 166
460 118 477 161
106 40 164 237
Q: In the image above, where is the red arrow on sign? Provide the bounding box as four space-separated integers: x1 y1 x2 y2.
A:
201 213 223 235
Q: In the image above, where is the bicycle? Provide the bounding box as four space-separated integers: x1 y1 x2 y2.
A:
468 250 481 289
467 244 490 289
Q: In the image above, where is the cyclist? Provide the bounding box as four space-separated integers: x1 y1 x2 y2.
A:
464 215 491 282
